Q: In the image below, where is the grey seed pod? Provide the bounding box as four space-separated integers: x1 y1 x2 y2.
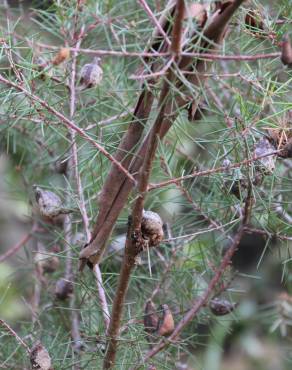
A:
33 186 72 218
79 57 103 89
30 341 52 370
254 137 276 174
222 158 232 175
209 298 237 316
141 210 164 247
55 278 73 300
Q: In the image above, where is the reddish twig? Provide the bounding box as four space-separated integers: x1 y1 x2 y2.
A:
0 231 33 263
137 0 172 46
18 42 280 61
0 319 31 354
171 0 185 57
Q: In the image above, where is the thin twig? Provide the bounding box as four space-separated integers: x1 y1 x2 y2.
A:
137 0 171 46
0 319 31 354
65 34 84 352
17 42 280 61
0 73 136 185
93 265 111 331
149 150 279 190
0 230 33 263
68 29 110 339
84 109 134 130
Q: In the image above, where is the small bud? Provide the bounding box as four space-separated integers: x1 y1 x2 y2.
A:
55 278 73 300
157 304 174 336
141 210 164 247
209 298 237 316
30 341 52 370
79 57 103 89
52 47 70 66
33 186 72 218
144 300 159 334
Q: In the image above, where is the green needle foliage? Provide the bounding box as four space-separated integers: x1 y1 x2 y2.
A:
0 0 292 369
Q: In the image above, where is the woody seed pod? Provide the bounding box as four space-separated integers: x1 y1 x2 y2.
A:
34 244 60 275
279 138 292 158
209 298 237 316
157 304 174 336
281 34 292 67
245 9 264 32
51 47 70 66
33 186 72 219
144 299 159 334
141 210 164 247
79 57 103 89
30 341 52 370
254 137 276 174
55 278 73 300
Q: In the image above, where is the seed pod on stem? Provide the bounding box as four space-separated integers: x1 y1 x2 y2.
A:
157 304 174 336
144 299 159 334
281 34 292 67
79 57 103 89
55 278 73 300
30 341 52 370
141 210 164 247
245 9 264 33
34 244 60 275
209 297 237 316
51 47 70 66
33 186 73 219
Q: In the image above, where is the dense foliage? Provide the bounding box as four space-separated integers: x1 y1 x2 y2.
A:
0 0 292 369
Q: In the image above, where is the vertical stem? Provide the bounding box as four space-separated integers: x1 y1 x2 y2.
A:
102 2 187 364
